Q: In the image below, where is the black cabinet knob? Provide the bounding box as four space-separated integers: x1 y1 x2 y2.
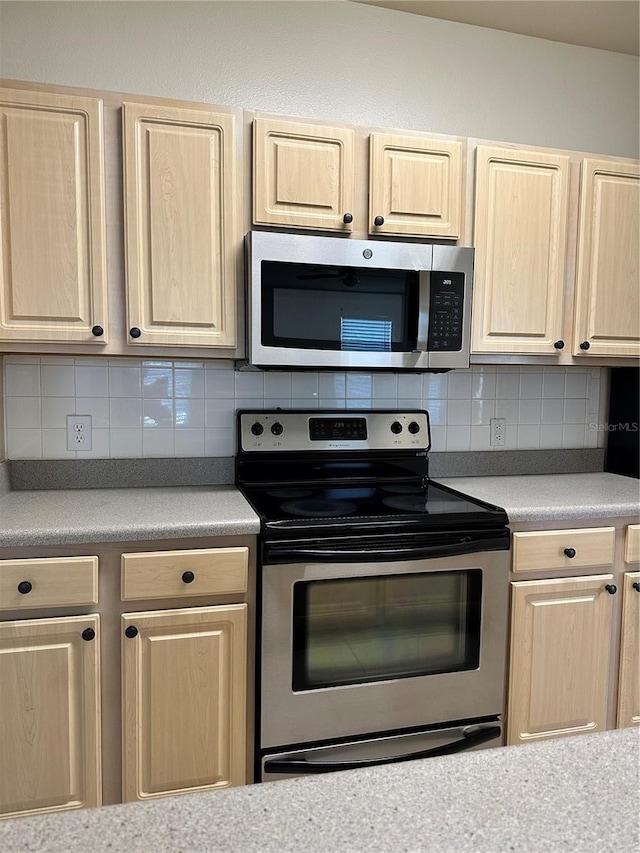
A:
564 548 576 558
91 325 104 337
554 340 565 350
125 625 138 639
604 584 617 595
408 421 421 435
82 628 95 642
271 422 284 436
343 213 353 224
579 341 590 350
390 421 403 435
129 327 142 339
373 216 385 226
17 580 32 595
633 582 640 592
182 571 195 584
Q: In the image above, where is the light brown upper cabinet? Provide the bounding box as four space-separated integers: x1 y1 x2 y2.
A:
123 101 241 348
0 87 108 344
472 146 570 355
573 158 640 358
253 117 464 238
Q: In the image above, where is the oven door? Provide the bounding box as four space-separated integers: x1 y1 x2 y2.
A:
260 550 509 750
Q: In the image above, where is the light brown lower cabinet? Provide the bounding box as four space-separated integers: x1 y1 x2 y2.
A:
507 575 615 745
0 615 102 820
617 571 640 728
121 604 247 802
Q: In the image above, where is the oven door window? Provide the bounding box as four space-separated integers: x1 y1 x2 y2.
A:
292 570 482 691
260 261 419 352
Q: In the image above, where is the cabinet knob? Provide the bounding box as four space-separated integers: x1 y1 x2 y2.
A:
553 340 565 350
182 571 195 584
632 582 640 592
342 213 353 224
125 625 138 639
579 341 591 350
129 327 142 339
82 628 95 642
17 580 32 594
91 325 104 337
564 548 576 558
604 584 617 595
373 215 385 227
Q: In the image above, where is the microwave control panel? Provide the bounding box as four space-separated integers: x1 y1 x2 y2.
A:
428 272 465 352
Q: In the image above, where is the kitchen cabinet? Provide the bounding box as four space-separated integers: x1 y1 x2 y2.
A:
573 159 640 357
471 145 570 355
253 116 464 238
123 101 241 348
121 604 247 801
616 571 640 728
0 614 102 820
0 87 108 344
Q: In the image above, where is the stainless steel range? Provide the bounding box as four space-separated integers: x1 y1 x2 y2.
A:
235 409 511 782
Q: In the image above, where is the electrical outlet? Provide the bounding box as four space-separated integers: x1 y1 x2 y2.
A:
67 415 92 452
490 417 506 447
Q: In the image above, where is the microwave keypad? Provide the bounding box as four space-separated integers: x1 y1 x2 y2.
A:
428 273 465 351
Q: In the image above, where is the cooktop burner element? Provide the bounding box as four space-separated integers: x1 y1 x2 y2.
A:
281 498 358 518
267 489 312 499
382 495 429 512
381 484 424 495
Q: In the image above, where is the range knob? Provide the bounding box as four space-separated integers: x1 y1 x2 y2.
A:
408 421 421 435
250 422 264 436
390 421 403 435
271 422 284 436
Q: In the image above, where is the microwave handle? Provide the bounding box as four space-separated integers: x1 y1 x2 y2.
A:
264 724 501 775
415 271 430 352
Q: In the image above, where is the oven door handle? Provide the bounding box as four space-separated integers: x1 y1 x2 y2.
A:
263 724 501 775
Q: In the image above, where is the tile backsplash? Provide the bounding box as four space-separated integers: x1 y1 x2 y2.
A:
2 356 605 459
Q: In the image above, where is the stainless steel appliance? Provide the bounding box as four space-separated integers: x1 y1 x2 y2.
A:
235 409 511 782
246 231 473 370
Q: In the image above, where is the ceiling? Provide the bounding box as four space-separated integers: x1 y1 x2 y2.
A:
352 1 640 56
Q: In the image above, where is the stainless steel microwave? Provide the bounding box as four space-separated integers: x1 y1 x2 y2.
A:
246 231 473 371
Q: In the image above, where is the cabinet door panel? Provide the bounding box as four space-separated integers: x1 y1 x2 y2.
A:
507 575 613 745
574 159 640 357
0 615 101 819
472 147 569 354
0 88 107 343
122 604 247 801
123 102 239 347
369 133 463 238
617 572 640 728
253 118 355 231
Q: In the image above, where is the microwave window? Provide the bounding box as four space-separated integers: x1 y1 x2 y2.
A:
292 570 482 691
261 261 419 352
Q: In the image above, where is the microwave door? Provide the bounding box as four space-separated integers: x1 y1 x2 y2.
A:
415 271 430 353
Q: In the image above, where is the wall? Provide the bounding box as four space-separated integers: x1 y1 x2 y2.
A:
1 1 638 157
2 356 604 459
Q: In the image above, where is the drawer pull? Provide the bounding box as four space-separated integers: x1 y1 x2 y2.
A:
604 584 617 595
181 571 195 584
17 580 32 595
633 582 640 592
125 625 138 639
82 628 96 641
564 548 576 558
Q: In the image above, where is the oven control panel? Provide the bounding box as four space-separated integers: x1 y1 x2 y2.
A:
238 410 430 452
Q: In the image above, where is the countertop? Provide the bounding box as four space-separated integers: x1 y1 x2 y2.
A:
0 486 260 547
437 472 640 522
0 728 637 852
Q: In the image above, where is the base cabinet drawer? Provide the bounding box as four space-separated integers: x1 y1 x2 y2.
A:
624 525 640 564
121 604 247 801
0 556 98 611
512 527 615 573
0 615 102 820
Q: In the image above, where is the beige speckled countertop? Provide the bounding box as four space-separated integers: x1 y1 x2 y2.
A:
0 728 637 853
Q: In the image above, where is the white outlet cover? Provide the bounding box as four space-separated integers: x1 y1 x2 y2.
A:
67 414 92 452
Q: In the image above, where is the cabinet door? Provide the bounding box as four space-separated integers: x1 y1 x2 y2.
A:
122 604 247 801
507 575 614 745
573 158 640 357
617 571 640 728
0 88 108 343
472 146 569 354
253 118 355 231
0 615 101 819
369 133 463 238
123 102 240 347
